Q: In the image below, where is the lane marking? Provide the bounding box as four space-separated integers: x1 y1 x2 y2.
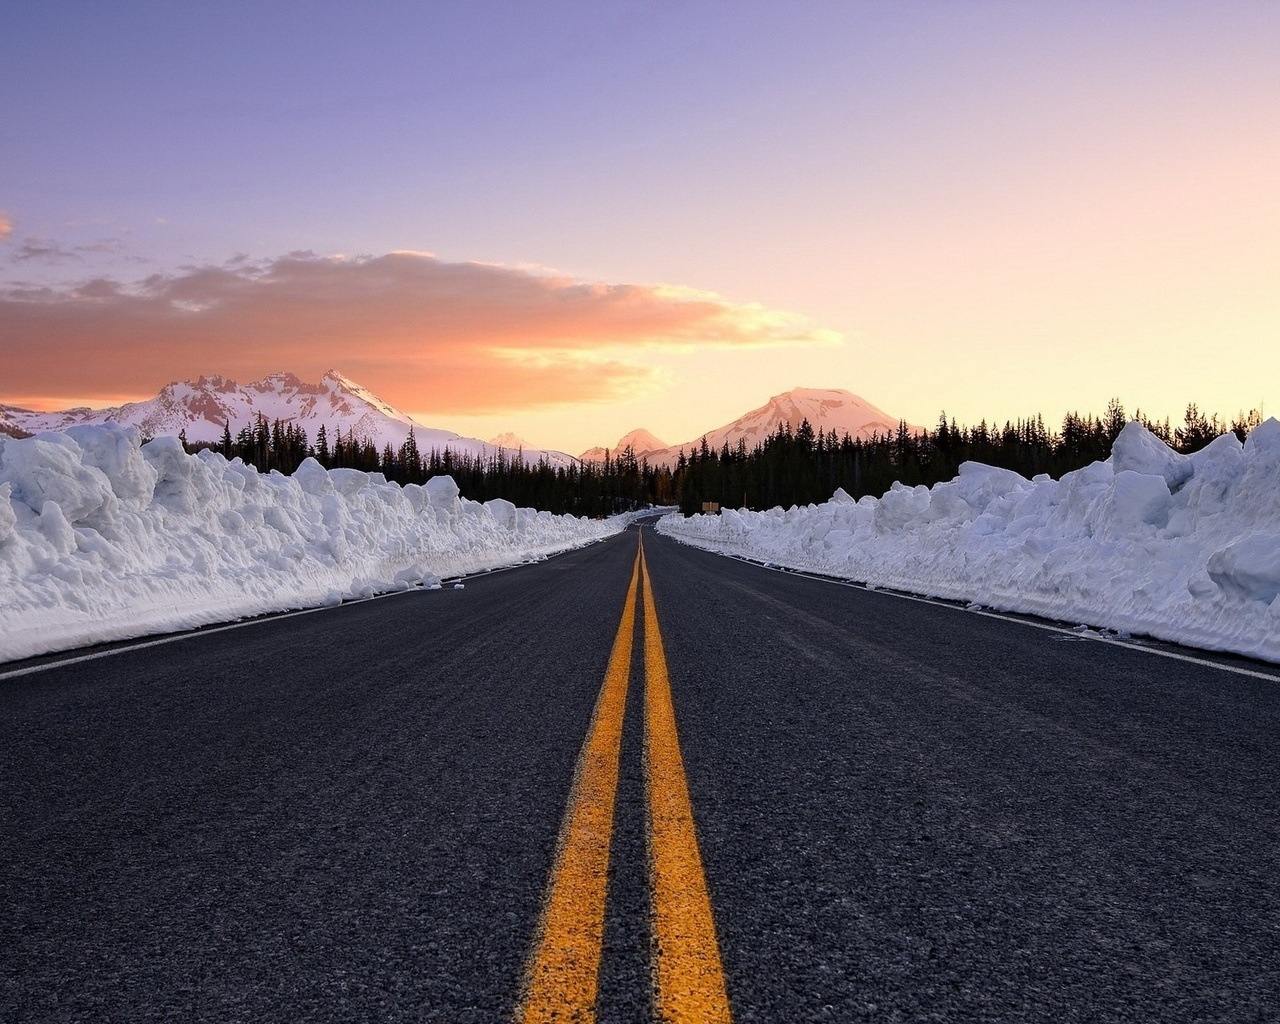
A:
0 602 355 682
639 534 733 1023
697 549 1280 685
516 546 641 1023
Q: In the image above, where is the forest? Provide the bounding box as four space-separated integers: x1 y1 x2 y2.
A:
185 400 1264 518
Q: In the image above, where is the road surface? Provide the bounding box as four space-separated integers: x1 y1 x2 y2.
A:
3 523 1279 1021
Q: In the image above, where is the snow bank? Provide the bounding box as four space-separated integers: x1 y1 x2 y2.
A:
658 420 1280 664
0 425 623 663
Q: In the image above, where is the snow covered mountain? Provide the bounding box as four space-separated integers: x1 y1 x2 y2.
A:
579 428 670 463
707 387 907 447
583 388 909 467
0 371 576 468
489 432 535 450
0 408 31 439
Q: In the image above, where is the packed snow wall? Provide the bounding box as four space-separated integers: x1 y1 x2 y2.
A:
658 420 1280 664
0 424 623 663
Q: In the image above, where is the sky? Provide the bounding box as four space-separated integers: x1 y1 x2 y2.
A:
3 1 1278 454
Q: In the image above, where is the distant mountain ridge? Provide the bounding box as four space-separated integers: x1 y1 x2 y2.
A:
3 378 913 476
580 387 911 467
0 371 576 469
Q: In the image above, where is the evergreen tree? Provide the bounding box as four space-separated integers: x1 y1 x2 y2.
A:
315 424 330 466
1174 403 1220 454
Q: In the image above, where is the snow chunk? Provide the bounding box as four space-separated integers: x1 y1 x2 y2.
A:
1207 533 1280 604
425 474 461 508
484 497 518 528
1091 471 1172 535
0 482 16 542
64 424 157 511
1110 421 1192 490
0 434 117 525
952 462 1030 513
328 468 370 498
292 457 334 496
142 436 212 513
38 499 77 554
1244 417 1280 457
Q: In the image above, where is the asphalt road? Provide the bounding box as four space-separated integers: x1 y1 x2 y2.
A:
3 523 1279 1022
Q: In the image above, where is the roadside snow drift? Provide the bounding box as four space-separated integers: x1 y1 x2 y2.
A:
0 425 621 663
658 420 1280 664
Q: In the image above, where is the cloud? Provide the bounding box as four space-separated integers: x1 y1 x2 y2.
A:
76 237 129 255
0 213 11 241
11 237 82 264
7 234 132 264
0 251 839 414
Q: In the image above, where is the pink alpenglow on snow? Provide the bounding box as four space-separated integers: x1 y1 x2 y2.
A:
579 388 907 468
579 428 670 464
0 371 578 469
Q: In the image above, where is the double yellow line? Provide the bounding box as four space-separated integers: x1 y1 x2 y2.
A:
517 531 732 1023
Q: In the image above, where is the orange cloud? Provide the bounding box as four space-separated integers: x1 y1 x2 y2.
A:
0 212 12 241
0 251 838 414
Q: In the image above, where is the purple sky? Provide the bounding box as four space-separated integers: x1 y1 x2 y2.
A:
4 2 1278 451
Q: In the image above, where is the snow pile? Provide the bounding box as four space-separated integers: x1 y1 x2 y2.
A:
0 425 623 663
658 420 1280 663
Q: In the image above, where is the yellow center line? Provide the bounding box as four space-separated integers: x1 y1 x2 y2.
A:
640 533 733 1024
516 544 641 1024
517 531 732 1021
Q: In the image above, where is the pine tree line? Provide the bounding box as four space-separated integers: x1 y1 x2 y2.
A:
675 400 1264 514
186 415 671 516
180 400 1263 517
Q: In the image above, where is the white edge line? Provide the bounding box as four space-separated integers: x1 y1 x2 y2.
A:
672 542 1280 685
0 589 415 683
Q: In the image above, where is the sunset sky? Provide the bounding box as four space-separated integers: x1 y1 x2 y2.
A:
4 2 1278 454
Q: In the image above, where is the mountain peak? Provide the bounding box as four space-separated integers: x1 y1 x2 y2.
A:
315 370 407 419
774 385 857 401
249 371 305 388
615 428 668 454
0 371 578 471
321 369 359 388
745 387 900 436
577 427 669 463
581 386 908 467
191 374 238 393
490 431 533 449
